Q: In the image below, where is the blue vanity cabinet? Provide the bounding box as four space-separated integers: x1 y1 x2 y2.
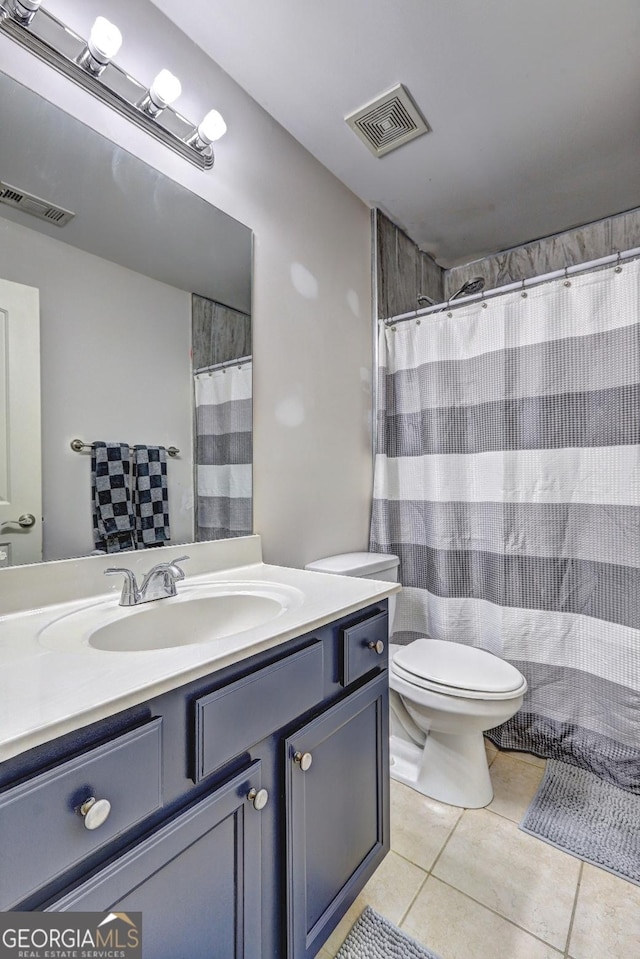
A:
285 671 390 959
0 601 389 959
47 761 265 959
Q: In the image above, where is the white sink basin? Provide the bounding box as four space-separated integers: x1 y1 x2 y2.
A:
38 582 304 653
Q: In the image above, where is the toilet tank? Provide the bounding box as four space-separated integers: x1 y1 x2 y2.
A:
304 552 399 582
304 552 400 633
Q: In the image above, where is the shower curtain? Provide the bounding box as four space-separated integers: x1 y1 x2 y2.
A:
371 259 640 792
194 361 252 540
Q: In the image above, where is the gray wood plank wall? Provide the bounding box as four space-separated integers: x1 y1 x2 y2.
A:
444 206 640 298
376 211 444 319
377 206 640 319
192 294 252 370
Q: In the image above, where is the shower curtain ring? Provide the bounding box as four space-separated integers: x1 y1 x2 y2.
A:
447 299 453 318
563 266 572 287
481 290 487 308
614 252 623 274
520 279 528 298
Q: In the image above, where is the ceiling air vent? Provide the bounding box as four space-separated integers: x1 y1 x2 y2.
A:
345 83 430 158
0 181 75 227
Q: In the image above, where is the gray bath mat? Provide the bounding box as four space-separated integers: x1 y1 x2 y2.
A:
521 759 640 886
335 906 442 959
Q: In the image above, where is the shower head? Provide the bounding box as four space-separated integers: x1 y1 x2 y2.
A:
417 293 436 307
450 276 485 300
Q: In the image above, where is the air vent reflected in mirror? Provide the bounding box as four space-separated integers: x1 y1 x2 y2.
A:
0 180 75 227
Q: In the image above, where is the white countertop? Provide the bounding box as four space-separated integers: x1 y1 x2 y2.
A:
0 537 399 762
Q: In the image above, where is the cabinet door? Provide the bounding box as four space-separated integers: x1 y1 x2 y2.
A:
284 673 389 959
47 761 265 959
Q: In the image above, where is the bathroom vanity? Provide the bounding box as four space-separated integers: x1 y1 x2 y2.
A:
0 536 398 959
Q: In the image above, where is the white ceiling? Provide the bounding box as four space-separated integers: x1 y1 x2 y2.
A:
152 0 640 267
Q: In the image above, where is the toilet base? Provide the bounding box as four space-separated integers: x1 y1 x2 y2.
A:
390 729 493 808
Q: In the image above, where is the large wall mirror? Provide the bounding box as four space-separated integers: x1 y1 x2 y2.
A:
0 71 253 567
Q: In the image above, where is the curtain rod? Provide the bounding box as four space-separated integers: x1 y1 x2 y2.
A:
194 355 252 374
383 245 640 327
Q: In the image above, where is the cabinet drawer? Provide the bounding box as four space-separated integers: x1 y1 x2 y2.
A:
340 610 388 686
194 641 324 782
0 718 163 910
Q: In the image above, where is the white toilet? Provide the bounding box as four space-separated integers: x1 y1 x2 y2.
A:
304 551 527 809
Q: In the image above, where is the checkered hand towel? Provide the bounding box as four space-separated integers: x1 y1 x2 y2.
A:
91 442 136 553
133 445 171 547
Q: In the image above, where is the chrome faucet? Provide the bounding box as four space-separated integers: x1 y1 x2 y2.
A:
105 556 190 606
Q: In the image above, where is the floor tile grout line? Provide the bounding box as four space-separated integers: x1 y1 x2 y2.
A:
391 847 433 873
397 870 430 929
491 744 548 767
394 809 466 928
430 875 566 953
423 807 466 877
481 803 591 874
483 798 614 878
483 804 532 827
390 816 465 873
498 755 547 771
563 861 584 959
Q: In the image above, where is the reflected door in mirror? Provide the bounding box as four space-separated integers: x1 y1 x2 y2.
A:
0 278 42 565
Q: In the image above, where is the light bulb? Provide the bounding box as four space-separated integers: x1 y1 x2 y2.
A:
7 0 41 24
87 16 122 64
197 110 227 145
149 70 182 109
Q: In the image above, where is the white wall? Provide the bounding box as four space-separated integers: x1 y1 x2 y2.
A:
0 219 193 560
0 0 374 569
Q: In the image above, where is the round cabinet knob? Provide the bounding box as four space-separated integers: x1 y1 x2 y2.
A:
79 796 111 830
368 640 385 655
247 787 269 811
293 751 313 772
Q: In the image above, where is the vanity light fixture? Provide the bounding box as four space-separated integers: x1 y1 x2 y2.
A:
0 3 225 170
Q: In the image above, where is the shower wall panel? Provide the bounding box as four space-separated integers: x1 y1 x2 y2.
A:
444 206 640 298
376 211 444 319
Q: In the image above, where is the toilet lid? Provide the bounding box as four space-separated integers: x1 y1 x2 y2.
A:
392 639 525 694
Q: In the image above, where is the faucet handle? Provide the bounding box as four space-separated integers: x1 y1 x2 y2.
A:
165 555 190 579
104 567 139 606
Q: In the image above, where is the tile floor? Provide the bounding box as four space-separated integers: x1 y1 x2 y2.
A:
316 742 640 959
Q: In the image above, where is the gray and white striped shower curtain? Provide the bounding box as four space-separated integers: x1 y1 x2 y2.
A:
194 362 252 540
371 259 640 792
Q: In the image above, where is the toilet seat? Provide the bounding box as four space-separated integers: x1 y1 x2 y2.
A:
391 639 527 701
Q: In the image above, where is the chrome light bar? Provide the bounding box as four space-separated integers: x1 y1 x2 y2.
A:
0 4 222 170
